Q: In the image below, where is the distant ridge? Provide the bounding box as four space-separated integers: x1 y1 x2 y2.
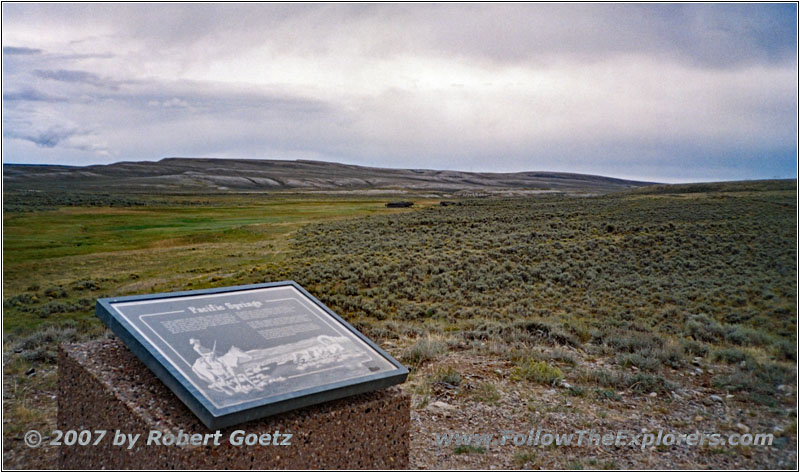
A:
3 157 657 194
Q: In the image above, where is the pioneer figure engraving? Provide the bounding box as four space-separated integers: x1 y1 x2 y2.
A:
190 338 253 394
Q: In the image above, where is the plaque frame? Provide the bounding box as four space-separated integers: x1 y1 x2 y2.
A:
95 281 408 429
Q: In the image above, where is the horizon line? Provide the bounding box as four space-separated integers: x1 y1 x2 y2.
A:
2 156 797 186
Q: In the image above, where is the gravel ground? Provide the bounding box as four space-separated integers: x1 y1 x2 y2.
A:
408 353 797 470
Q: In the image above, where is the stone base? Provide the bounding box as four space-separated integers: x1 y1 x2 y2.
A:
58 338 409 469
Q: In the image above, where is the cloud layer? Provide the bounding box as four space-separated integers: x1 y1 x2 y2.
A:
2 3 797 182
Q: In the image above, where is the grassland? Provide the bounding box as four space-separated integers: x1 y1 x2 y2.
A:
2 180 797 469
3 195 434 331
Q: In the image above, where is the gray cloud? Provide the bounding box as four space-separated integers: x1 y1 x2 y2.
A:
4 126 79 148
0 3 796 181
3 88 66 102
421 3 798 68
3 46 42 55
33 69 118 89
3 4 794 67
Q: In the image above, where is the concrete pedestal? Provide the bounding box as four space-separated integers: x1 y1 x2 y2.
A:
58 338 410 469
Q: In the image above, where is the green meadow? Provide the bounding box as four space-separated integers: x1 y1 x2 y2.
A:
3 195 431 333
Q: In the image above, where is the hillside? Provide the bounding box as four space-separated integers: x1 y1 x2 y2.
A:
3 158 655 194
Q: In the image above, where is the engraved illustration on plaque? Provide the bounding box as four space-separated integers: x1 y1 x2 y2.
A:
188 335 375 397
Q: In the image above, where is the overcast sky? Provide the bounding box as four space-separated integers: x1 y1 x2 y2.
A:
2 3 797 182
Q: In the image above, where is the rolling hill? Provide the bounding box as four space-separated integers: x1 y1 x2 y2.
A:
3 157 656 194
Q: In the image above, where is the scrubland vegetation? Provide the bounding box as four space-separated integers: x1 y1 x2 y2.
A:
268 184 795 406
2 179 796 468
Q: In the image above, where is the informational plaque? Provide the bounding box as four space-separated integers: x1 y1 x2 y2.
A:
96 281 408 429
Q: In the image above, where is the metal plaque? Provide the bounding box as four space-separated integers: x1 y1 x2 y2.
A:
95 281 408 429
